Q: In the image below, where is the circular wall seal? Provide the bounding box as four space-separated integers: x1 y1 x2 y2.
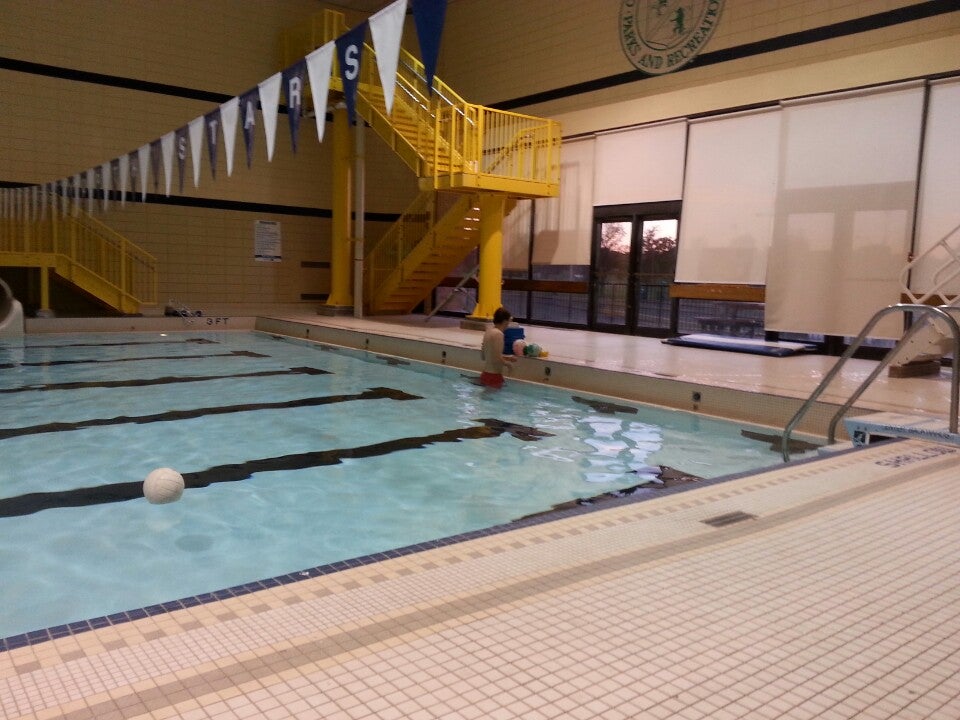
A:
620 0 725 75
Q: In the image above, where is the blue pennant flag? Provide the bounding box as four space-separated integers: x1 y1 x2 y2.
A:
205 109 220 179
240 88 259 168
413 0 447 94
174 126 188 194
336 21 367 125
283 60 306 153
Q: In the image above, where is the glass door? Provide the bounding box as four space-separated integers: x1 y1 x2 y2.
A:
633 218 678 333
590 218 634 331
590 203 681 335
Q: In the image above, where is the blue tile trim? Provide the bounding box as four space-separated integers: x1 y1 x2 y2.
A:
2 448 840 654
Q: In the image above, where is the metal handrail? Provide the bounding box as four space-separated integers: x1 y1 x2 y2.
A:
781 303 960 461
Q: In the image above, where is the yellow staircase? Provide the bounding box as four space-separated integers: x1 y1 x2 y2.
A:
0 199 158 315
281 10 560 315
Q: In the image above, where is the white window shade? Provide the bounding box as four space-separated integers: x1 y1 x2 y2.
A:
593 121 686 206
765 83 925 338
503 199 532 271
675 108 780 284
912 78 960 296
533 138 594 267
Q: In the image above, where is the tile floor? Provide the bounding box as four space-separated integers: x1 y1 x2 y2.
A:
6 312 959 720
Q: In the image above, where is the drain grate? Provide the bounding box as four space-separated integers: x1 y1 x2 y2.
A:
702 511 757 527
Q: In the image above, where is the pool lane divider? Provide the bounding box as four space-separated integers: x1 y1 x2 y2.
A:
0 366 330 395
0 349 269 370
0 387 420 440
0 418 553 518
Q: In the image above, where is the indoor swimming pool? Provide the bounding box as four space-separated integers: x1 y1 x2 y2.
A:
0 330 811 641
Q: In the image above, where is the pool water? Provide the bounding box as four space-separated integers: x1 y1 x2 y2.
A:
0 330 802 639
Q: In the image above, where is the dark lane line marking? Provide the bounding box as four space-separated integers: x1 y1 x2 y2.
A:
0 419 552 518
0 350 268 369
19 338 218 349
0 366 329 395
0 387 421 440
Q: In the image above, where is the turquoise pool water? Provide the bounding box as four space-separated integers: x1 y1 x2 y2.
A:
0 330 801 639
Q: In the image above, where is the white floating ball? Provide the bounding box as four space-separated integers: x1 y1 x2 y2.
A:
143 467 185 504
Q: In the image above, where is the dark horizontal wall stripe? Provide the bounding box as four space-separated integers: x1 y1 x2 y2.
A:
0 56 234 103
492 0 959 111
0 187 402 222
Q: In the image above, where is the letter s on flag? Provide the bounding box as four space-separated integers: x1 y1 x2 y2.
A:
345 45 359 80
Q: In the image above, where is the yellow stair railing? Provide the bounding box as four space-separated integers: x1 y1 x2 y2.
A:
281 10 561 198
0 198 158 315
366 190 480 313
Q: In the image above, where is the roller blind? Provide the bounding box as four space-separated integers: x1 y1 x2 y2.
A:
765 82 925 338
675 108 780 284
593 121 686 206
533 138 594 267
912 78 960 296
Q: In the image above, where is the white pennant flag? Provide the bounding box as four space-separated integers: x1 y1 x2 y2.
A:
188 116 205 187
305 42 335 143
161 132 175 197
101 162 111 211
220 97 239 177
72 174 81 216
85 168 95 214
258 72 283 162
137 144 150 201
119 154 129 206
369 0 407 116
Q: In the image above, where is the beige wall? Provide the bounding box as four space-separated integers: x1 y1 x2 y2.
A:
0 0 418 313
440 0 960 135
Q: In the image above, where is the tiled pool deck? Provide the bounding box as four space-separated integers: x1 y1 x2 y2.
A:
6 312 959 719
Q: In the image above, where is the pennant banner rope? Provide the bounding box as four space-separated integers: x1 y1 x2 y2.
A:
26 1 447 214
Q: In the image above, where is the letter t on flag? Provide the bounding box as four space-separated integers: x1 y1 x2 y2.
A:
336 21 367 125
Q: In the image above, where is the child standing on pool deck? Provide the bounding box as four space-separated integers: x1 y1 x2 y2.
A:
480 307 518 389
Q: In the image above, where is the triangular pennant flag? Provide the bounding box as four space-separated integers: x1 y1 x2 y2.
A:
160 132 175 197
336 22 367 125
71 174 81 215
127 150 141 204
119 155 129 207
138 144 151 201
220 97 239 177
305 42 335 143
110 159 121 204
369 0 407 115
258 72 282 162
205 108 220 179
188 117 204 187
282 60 306 153
413 0 446 95
240 88 259 168
85 168 95 213
175 126 189 193
150 141 162 194
100 162 111 210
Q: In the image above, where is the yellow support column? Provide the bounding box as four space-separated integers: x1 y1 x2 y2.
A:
325 105 353 310
468 193 507 321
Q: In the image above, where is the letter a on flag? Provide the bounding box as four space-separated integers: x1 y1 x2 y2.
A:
336 22 367 125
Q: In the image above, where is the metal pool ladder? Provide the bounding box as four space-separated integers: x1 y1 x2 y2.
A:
781 304 960 461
